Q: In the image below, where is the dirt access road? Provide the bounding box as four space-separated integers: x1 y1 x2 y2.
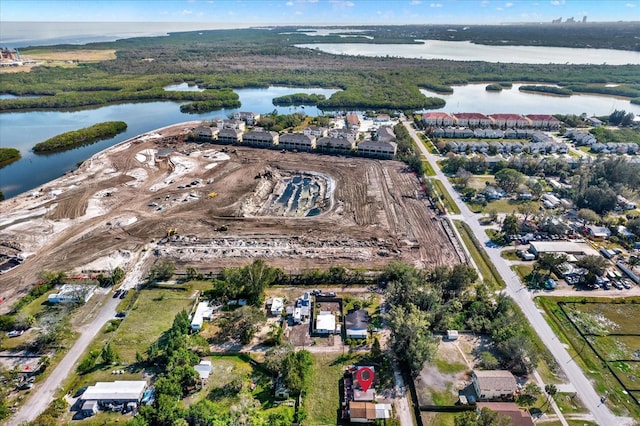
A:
0 122 461 311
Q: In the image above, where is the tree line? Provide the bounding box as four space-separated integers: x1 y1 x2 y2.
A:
0 148 20 167
32 121 127 153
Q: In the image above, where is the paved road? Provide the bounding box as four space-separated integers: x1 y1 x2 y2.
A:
392 361 415 426
10 249 152 424
404 121 632 426
10 295 120 425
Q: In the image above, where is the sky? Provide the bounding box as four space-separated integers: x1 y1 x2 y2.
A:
1 0 638 25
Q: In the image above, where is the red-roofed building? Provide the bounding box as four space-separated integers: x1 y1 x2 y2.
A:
476 403 534 426
526 114 562 129
489 114 530 128
422 112 456 127
452 113 493 127
346 113 361 130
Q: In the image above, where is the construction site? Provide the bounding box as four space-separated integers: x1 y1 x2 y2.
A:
0 122 463 311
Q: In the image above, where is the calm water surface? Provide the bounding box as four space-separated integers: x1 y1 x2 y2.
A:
296 40 640 65
0 87 337 199
421 84 640 115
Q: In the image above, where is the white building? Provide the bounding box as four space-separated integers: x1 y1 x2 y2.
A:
315 311 336 334
81 381 147 405
191 302 214 331
48 284 97 304
270 297 284 316
194 360 212 380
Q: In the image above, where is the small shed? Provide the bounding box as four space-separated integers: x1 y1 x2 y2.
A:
447 330 459 340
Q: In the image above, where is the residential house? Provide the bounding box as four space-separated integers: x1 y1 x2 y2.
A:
526 114 561 129
348 402 392 423
269 297 284 316
588 117 603 127
328 128 358 142
279 133 316 152
193 125 219 141
194 360 212 381
242 130 279 148
217 128 243 144
617 195 637 210
80 381 147 407
528 241 598 259
476 402 534 426
586 225 611 239
345 309 370 339
191 301 214 331
232 111 260 125
472 370 517 400
422 112 456 127
315 311 336 334
452 113 493 128
216 119 246 131
48 284 97 304
373 114 391 123
489 114 530 128
357 139 397 159
346 113 361 130
303 125 328 138
375 126 396 142
316 137 355 155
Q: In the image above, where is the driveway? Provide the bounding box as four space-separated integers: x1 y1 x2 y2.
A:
404 120 633 426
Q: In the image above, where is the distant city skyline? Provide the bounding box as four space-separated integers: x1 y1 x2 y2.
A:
1 0 639 25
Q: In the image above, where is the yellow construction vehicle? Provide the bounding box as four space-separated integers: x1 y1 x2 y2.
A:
166 228 177 237
207 192 218 198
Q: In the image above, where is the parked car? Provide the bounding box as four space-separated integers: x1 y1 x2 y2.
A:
621 279 632 289
120 290 129 299
113 289 122 298
115 312 126 318
7 330 23 338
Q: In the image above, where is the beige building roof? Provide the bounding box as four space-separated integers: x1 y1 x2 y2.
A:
473 370 517 393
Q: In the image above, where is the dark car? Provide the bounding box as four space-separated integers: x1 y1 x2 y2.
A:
115 312 126 318
119 290 129 299
113 289 121 298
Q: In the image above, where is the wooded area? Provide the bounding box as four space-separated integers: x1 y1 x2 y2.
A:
32 121 127 153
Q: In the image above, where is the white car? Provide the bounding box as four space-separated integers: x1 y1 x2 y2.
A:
7 330 23 338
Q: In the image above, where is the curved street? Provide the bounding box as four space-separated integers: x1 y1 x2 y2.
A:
404 120 633 426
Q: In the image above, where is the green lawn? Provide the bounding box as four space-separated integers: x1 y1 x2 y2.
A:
467 198 542 214
304 353 347 426
501 249 521 261
555 392 587 414
453 221 505 290
536 297 640 419
423 159 436 176
432 179 461 214
419 134 439 154
422 412 456 426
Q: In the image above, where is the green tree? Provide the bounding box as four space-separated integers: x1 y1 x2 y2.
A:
575 255 608 276
387 304 437 374
102 342 119 365
537 253 567 277
577 208 600 224
455 407 512 426
517 382 541 407
495 168 525 193
150 260 176 281
501 214 519 236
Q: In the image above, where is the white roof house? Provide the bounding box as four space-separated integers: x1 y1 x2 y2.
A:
270 297 284 316
48 284 97 304
316 311 336 334
528 241 598 258
191 302 214 331
81 381 147 403
194 360 212 380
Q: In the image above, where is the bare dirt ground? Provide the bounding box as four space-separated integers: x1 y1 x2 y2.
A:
0 122 460 313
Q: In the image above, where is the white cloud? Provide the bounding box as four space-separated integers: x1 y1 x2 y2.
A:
286 0 294 5
550 0 565 5
496 7 503 11
481 0 489 6
410 0 422 5
430 2 443 7
181 9 193 15
295 10 303 14
626 2 636 7
505 2 513 7
330 0 355 6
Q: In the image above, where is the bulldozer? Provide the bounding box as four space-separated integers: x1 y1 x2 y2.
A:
166 228 178 237
207 192 218 198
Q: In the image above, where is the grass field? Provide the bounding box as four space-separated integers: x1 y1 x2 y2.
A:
422 412 456 426
536 297 640 419
467 198 541 214
423 159 436 176
453 220 505 290
432 179 461 214
501 249 521 261
23 49 117 62
304 353 347 425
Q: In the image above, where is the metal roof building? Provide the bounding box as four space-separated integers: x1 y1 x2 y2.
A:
81 381 147 403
